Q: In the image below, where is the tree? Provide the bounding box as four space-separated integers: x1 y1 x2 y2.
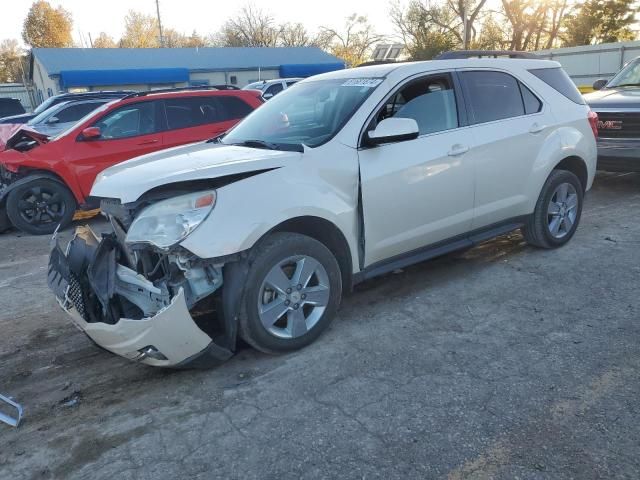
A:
183 30 208 48
92 32 117 48
120 10 160 48
0 40 25 83
163 28 186 47
22 0 73 48
215 5 279 47
563 0 637 46
278 22 312 47
319 14 386 66
391 1 459 59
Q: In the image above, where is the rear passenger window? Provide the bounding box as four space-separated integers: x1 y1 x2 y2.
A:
520 82 542 114
528 67 585 105
460 71 525 124
217 96 253 119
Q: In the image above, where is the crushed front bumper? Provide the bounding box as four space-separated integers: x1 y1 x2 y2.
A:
48 227 234 367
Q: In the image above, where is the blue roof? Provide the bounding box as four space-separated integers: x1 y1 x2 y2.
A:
32 47 346 75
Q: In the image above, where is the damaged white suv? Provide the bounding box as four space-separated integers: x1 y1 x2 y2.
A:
48 53 597 367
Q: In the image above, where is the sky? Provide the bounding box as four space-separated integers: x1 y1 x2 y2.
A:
1 0 399 47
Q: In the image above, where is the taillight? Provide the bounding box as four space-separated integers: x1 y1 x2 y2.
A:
588 110 598 138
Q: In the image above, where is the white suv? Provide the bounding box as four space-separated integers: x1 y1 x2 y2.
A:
49 55 597 367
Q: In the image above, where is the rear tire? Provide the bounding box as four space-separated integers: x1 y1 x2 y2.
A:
6 178 77 235
522 170 583 249
239 232 342 354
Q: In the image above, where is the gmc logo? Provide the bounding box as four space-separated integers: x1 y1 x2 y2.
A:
597 120 623 130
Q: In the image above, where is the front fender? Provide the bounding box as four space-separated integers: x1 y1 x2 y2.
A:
180 160 361 273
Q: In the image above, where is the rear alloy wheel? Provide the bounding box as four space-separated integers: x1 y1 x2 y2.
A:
522 169 584 248
6 178 76 235
239 232 342 354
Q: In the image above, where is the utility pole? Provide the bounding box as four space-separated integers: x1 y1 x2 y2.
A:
155 0 164 47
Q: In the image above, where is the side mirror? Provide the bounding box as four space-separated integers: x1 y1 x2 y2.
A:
81 126 101 140
47 116 59 124
366 117 419 146
592 79 608 91
262 92 274 100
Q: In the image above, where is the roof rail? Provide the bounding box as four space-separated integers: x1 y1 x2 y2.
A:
435 50 538 60
210 84 241 90
122 85 223 99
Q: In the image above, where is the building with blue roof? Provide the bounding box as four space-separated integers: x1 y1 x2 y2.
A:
30 47 345 102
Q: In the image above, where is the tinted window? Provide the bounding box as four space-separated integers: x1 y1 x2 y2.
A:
54 102 105 123
94 102 157 139
520 82 542 114
265 83 284 96
461 71 525 124
165 96 252 130
218 96 253 120
374 74 459 135
529 67 585 105
0 99 25 117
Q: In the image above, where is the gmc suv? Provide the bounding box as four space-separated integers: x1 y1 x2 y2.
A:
49 53 597 368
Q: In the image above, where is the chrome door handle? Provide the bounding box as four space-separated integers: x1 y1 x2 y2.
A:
448 144 469 156
529 123 546 134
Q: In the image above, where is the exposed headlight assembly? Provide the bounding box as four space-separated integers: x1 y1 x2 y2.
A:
125 191 216 249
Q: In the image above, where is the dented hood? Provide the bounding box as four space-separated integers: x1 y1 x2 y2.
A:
91 141 299 203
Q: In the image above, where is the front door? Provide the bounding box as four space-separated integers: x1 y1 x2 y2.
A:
69 100 164 198
358 72 475 266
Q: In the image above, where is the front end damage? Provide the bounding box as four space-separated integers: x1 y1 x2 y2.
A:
48 220 241 367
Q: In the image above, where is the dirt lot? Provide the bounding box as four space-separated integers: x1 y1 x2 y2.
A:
0 172 638 480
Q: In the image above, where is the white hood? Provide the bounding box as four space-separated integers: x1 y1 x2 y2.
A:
91 142 299 203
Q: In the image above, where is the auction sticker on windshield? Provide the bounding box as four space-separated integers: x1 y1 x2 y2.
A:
341 78 383 88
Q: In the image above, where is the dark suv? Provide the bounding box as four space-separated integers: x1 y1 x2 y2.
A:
0 91 132 124
584 58 640 172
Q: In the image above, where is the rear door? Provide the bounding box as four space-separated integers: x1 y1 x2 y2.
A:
162 95 255 148
68 100 164 198
458 69 553 228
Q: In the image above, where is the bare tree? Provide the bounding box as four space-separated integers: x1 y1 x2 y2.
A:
279 22 311 46
216 5 279 47
319 14 386 66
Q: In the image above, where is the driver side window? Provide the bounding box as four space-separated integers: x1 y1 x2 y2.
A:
94 101 158 139
374 73 459 136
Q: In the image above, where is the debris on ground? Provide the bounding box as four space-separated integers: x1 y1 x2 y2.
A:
0 393 23 428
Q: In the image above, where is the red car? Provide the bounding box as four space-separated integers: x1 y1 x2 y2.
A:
0 88 263 234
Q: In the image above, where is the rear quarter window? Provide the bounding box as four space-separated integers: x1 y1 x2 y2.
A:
528 67 585 105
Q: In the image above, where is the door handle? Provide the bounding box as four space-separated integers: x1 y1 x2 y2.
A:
448 144 469 156
529 123 546 134
137 139 159 145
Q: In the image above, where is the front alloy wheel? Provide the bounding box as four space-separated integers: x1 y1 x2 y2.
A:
240 233 342 354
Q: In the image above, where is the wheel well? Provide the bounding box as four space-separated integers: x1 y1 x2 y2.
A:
269 216 354 291
554 156 588 191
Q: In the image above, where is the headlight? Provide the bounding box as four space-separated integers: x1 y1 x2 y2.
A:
125 191 216 248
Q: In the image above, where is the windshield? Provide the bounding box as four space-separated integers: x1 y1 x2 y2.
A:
32 96 58 115
607 59 640 87
223 77 382 149
27 102 69 126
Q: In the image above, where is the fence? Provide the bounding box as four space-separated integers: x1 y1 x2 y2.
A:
0 83 36 112
536 41 640 92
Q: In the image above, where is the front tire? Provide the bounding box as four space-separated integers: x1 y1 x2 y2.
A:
522 170 584 249
239 232 342 354
6 178 77 235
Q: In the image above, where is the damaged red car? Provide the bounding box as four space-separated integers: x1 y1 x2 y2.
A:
0 88 263 235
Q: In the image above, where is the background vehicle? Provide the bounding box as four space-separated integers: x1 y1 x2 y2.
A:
49 53 597 368
0 91 132 125
0 88 263 235
0 98 26 118
585 56 640 172
0 99 111 147
243 78 302 99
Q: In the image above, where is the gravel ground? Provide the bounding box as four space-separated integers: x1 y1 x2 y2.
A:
0 172 638 480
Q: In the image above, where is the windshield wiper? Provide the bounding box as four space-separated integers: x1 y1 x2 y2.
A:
611 83 640 87
228 139 304 153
